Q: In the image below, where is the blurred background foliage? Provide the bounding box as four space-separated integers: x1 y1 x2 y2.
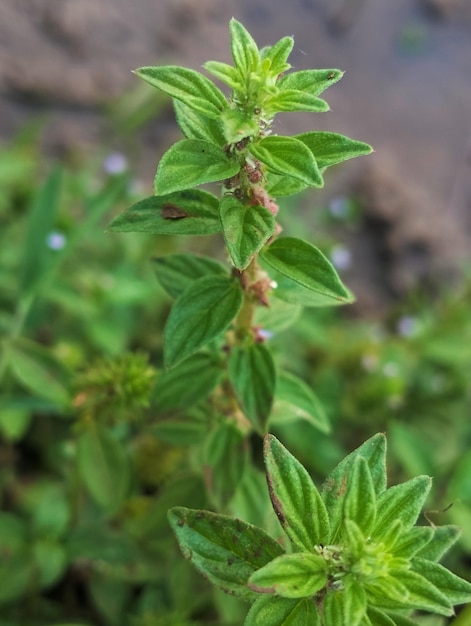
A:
1 1 471 624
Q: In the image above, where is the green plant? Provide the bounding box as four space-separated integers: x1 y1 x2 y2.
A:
170 433 471 625
105 18 471 626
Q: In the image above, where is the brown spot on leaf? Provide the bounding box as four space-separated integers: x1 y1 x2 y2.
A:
161 203 188 219
266 473 286 527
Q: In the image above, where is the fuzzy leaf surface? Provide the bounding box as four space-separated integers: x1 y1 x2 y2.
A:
108 189 221 236
245 596 320 626
417 525 461 561
153 353 223 411
372 476 432 539
135 65 227 119
228 343 276 433
295 131 373 170
163 276 243 368
261 237 352 304
264 434 330 551
342 456 376 536
265 172 309 197
174 100 225 145
278 69 344 96
270 371 330 434
153 253 228 299
250 136 323 187
230 18 259 75
411 557 471 605
321 433 386 542
204 60 244 92
168 506 284 599
260 36 294 76
220 108 260 144
391 526 434 558
219 196 275 270
248 553 327 598
154 140 240 195
389 568 453 615
264 90 329 114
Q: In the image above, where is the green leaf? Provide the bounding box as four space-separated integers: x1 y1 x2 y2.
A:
271 272 354 308
323 590 345 626
174 99 225 145
20 167 62 295
168 506 284 599
220 108 260 144
8 344 69 407
264 90 329 114
108 189 222 236
265 172 309 197
344 578 368 626
153 253 228 299
411 557 471 606
321 433 387 542
135 65 227 119
245 596 320 626
279 69 344 97
153 353 223 411
264 434 330 551
0 554 34 606
417 525 461 562
254 298 302 333
204 422 248 508
261 237 352 304
163 276 243 368
228 343 276 433
250 136 323 187
389 568 453 616
77 425 129 512
366 607 400 626
372 476 432 539
270 371 330 434
391 526 434 558
260 37 294 76
154 139 240 195
230 18 259 75
342 456 376 537
248 553 327 598
295 132 373 170
219 196 275 270
152 412 207 446
204 61 245 92
33 539 67 588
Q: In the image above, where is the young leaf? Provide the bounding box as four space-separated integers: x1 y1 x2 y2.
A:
264 90 329 114
391 526 434 558
153 253 228 299
163 276 243 368
248 553 327 598
264 434 330 551
108 189 221 236
245 596 320 626
411 557 471 606
295 131 373 170
220 108 260 144
204 60 245 92
153 353 223 411
372 476 432 539
77 425 129 512
228 343 276 433
135 65 227 119
219 196 275 270
260 37 294 77
204 422 248 509
229 18 259 75
416 525 461 562
279 69 344 97
168 506 284 599
261 237 352 304
270 371 330 434
250 136 323 187
154 139 240 195
321 433 387 542
342 456 376 537
174 99 226 145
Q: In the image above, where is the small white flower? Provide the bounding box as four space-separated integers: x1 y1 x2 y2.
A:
46 231 66 250
103 152 128 175
329 196 350 219
330 245 352 270
397 315 418 337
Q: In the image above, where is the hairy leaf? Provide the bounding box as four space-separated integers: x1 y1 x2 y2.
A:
260 37 294 76
108 189 221 236
411 557 471 605
265 90 329 114
153 253 228 299
417 525 461 562
295 131 373 170
264 434 330 551
342 456 376 537
219 196 275 270
163 276 243 368
135 65 227 119
204 60 245 92
154 140 240 195
230 18 259 75
279 69 344 96
168 506 284 599
174 99 226 145
245 596 320 626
